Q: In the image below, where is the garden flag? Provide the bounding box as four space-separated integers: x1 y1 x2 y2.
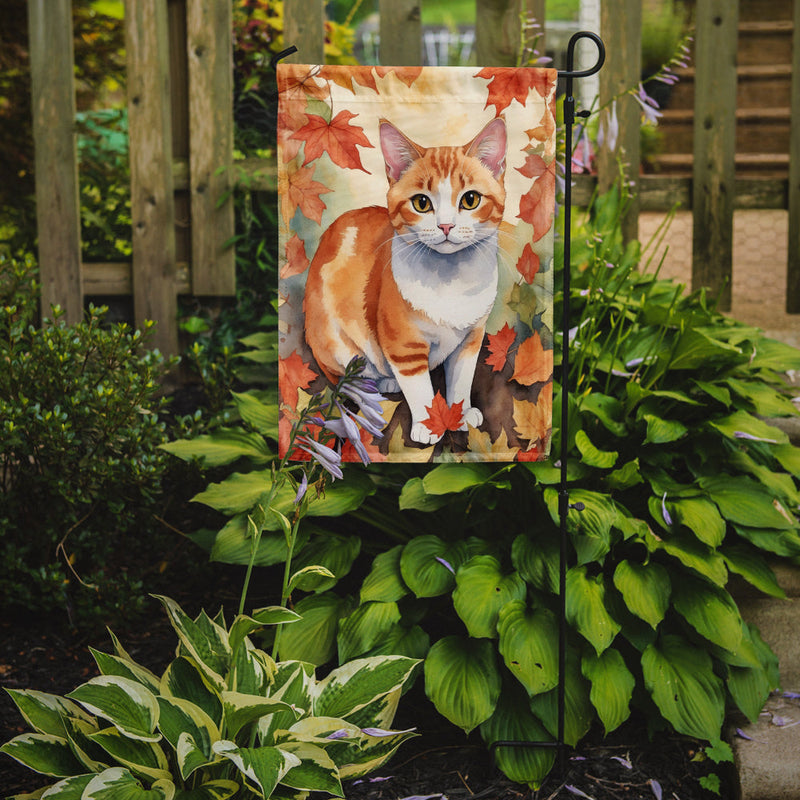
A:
277 64 557 462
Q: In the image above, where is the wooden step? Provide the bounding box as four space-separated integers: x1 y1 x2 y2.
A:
737 20 794 66
737 0 794 22
648 152 789 178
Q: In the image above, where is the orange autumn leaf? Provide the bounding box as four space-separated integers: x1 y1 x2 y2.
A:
485 323 517 373
374 66 424 87
282 234 310 279
422 392 464 437
285 162 331 226
511 331 552 386
525 102 556 145
293 110 373 172
516 243 541 283
516 153 556 242
277 66 329 102
513 385 552 445
279 351 318 409
342 427 386 463
476 67 555 115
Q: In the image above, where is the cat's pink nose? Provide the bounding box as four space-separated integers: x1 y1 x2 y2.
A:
439 223 454 237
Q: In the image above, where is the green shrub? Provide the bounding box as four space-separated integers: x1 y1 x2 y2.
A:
0 253 174 623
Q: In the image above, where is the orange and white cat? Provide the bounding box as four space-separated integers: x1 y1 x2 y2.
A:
303 117 507 445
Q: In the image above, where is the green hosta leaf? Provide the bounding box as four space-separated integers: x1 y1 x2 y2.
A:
708 410 788 445
277 592 352 665
276 741 343 796
422 462 493 494
90 650 161 694
337 601 402 662
173 780 239 800
398 477 450 511
160 658 222 727
231 391 279 437
733 524 800 558
160 427 272 467
693 380 732 407
314 656 420 721
424 636 501 733
668 327 743 370
612 560 670 629
643 414 688 444
725 378 799 417
650 529 728 586
208 515 297 567
4 690 93 737
452 556 526 639
700 475 797 530
228 609 300 656
727 663 773 723
288 565 336 594
362 624 430 660
544 488 617 539
566 566 621 655
212 741 299 797
773 443 800 477
360 545 409 603
480 681 555 789
748 336 800 371
88 728 170 782
511 534 559 593
82 768 174 799
221 692 297 740
672 575 743 653
67 676 160 742
581 649 635 735
642 634 725 741
606 459 644 491
497 601 558 696
291 535 361 592
668 496 726 548
580 392 627 436
575 429 618 468
399 536 468 598
721 543 786 598
528 650 593 746
0 733 85 777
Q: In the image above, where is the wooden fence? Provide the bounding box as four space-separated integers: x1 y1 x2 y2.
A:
28 0 800 355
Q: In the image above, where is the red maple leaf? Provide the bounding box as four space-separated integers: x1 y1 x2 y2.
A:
516 243 541 283
284 162 331 226
279 351 318 409
485 323 517 373
510 331 552 386
422 392 464 437
476 67 556 115
516 153 556 242
293 110 373 172
282 234 310 279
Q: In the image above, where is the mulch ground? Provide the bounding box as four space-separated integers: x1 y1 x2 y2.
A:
0 582 731 800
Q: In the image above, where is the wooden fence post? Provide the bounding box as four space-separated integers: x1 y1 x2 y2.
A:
692 0 738 311
28 0 83 324
284 0 325 63
379 0 421 65
187 0 235 296
126 0 178 355
476 0 542 67
787 0 800 313
597 0 641 244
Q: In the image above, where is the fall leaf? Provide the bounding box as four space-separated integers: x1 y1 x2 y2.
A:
485 323 517 373
293 110 373 172
525 98 557 148
465 425 519 460
516 153 556 242
516 243 541 283
279 350 318 409
513 385 552 446
317 65 422 94
422 392 464 437
516 443 542 461
282 234 310 279
374 66 423 87
277 65 329 102
284 162 331 226
511 331 552 386
342 427 386 463
476 67 556 115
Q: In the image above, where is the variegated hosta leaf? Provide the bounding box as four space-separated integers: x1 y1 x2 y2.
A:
334 725 418 781
275 741 343 796
359 545 409 603
313 656 420 721
154 596 231 690
212 740 300 798
480 681 555 790
452 556 526 639
228 610 299 657
66 676 160 742
258 662 315 745
581 648 635 735
90 648 161 694
337 601 401 663
39 773 94 798
88 727 171 782
160 657 222 727
81 767 174 799
424 636 501 734
231 640 276 696
496 601 559 696
221 691 299 740
612 560 670 629
171 779 239 800
0 732 85 777
156 696 219 777
4 689 93 737
565 566 621 655
641 634 725 741
61 716 107 773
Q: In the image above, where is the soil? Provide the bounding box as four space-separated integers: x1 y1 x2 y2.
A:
0 578 732 800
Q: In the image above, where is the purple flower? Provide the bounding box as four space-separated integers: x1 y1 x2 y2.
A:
734 431 778 444
322 403 371 465
296 435 343 480
611 755 632 769
361 726 416 737
572 125 593 173
597 100 619 153
340 382 386 431
326 729 350 740
735 727 755 741
565 786 595 799
661 492 673 526
293 472 308 504
649 779 663 800
435 556 455 574
633 83 662 125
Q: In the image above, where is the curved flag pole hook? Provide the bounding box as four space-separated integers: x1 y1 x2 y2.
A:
490 31 605 779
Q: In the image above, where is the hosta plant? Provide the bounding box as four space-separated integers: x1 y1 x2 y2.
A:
0 595 419 800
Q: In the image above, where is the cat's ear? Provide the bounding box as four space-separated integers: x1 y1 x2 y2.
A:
466 118 507 178
380 120 423 183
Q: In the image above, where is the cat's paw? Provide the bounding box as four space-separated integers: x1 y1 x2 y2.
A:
460 406 483 431
410 422 442 446
377 376 401 394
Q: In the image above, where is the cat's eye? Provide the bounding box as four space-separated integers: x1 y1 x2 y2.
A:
411 194 432 213
460 191 482 210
